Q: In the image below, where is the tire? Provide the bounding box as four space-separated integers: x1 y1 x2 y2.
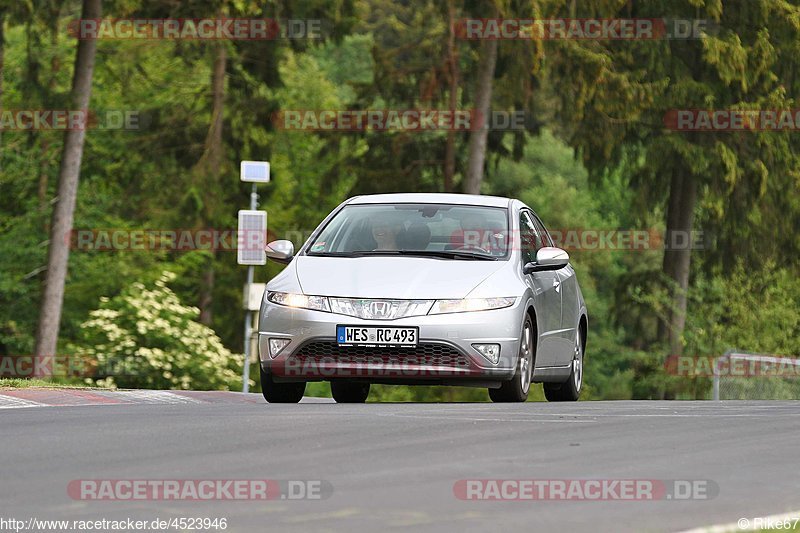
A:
260 365 305 403
544 327 584 402
489 315 534 403
330 381 370 403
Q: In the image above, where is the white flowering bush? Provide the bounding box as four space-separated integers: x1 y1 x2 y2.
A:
72 271 245 390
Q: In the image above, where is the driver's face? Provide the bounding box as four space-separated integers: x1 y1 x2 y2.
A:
371 220 400 242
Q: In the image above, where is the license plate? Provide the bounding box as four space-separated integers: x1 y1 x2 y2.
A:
336 325 418 347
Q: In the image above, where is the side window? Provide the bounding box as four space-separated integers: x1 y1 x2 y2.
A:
530 214 553 247
519 212 539 264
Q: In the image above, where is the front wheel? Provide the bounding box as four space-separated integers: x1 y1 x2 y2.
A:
489 315 534 403
330 381 370 403
260 365 305 403
544 328 583 402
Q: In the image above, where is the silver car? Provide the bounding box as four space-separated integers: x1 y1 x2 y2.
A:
257 193 587 403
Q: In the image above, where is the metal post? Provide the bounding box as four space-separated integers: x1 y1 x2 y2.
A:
242 308 252 393
712 350 730 401
712 368 720 401
242 183 258 393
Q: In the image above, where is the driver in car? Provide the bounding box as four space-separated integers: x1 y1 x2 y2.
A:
370 214 404 250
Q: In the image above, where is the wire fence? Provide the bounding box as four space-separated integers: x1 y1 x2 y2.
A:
713 351 800 400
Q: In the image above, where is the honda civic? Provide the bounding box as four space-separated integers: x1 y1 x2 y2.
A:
257 193 587 403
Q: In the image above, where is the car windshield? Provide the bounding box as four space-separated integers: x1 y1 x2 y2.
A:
306 203 509 259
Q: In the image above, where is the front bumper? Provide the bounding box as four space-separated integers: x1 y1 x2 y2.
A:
257 298 525 384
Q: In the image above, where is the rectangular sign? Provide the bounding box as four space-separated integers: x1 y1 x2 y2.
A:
237 210 267 265
243 283 266 311
240 160 270 183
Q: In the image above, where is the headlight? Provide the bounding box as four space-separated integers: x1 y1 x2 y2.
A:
267 291 331 312
428 297 516 315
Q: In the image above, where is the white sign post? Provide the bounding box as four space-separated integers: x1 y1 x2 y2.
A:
238 161 270 393
237 210 267 266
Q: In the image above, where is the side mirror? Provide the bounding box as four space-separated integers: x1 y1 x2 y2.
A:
265 240 294 264
523 247 569 274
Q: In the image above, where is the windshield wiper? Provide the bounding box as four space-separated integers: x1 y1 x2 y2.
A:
306 251 401 257
395 250 498 260
306 250 497 260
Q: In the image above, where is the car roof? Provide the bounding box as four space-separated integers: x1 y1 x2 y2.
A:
347 193 512 208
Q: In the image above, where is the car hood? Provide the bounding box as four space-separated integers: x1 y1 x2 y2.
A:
294 255 507 299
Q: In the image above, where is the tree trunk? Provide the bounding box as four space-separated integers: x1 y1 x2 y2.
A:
39 138 51 215
0 8 5 168
443 0 459 192
657 172 681 342
199 266 214 326
39 30 62 220
463 38 497 195
660 171 697 356
202 43 226 175
34 0 101 369
196 43 227 326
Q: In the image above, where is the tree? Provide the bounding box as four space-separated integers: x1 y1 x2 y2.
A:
34 0 101 367
463 36 497 194
463 0 546 194
350 0 538 194
192 41 227 326
0 4 5 165
443 0 460 192
546 0 800 365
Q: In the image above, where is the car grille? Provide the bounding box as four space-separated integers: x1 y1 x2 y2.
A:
291 341 472 368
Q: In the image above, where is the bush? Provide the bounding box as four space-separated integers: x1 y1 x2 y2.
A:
72 271 246 391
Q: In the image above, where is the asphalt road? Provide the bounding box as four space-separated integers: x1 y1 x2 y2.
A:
2 396 799 532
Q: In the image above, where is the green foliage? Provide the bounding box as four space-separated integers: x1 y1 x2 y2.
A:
1 0 798 402
547 0 800 270
685 264 800 358
71 272 245 391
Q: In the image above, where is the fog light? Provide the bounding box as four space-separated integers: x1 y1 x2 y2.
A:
268 338 291 359
472 344 501 365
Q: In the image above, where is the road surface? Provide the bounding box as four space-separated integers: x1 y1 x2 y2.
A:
1 391 798 532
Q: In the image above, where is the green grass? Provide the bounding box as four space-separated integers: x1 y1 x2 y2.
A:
0 378 92 389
